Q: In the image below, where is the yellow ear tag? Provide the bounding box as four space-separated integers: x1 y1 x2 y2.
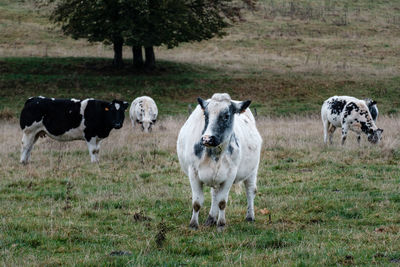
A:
105 107 109 111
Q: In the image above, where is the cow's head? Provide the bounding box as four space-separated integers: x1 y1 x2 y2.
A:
198 93 251 147
136 110 157 133
367 128 383 144
104 100 129 129
137 118 156 133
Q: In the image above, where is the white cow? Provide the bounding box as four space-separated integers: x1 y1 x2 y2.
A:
177 93 262 231
321 96 383 145
129 96 158 133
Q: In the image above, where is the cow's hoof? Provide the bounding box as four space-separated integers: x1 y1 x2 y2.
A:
245 216 255 222
217 221 226 232
189 221 199 230
204 215 217 226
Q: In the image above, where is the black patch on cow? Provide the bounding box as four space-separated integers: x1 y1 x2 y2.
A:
329 99 347 115
218 200 226 210
194 142 204 158
209 106 235 146
369 105 378 121
360 121 371 134
228 144 234 155
20 97 82 135
342 102 359 124
83 99 127 141
206 148 219 161
193 201 201 212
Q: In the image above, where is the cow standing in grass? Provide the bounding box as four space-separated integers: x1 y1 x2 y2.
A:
177 93 262 231
321 96 383 145
129 96 158 133
19 96 129 164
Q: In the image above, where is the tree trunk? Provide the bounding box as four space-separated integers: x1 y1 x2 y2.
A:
112 37 124 68
132 46 144 68
145 46 155 70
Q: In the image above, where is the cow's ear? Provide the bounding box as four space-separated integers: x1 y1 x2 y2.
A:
371 100 377 105
233 100 251 114
197 97 207 110
378 128 383 133
122 101 129 110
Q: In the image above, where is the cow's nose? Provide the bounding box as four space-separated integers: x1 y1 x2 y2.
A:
202 135 216 146
114 123 122 129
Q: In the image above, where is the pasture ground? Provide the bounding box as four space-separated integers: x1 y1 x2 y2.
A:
1 0 400 265
1 117 399 266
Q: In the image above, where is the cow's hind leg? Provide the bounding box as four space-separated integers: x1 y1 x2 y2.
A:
244 174 257 222
20 131 40 164
205 188 218 226
328 125 337 145
189 167 204 230
87 137 101 163
323 119 330 144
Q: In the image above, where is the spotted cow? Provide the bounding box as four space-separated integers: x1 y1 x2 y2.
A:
321 96 383 145
19 96 129 164
177 93 262 231
129 96 158 133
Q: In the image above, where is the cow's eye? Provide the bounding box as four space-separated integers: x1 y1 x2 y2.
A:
224 114 229 120
105 107 109 111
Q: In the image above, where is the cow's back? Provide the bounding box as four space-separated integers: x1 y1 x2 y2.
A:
20 97 83 136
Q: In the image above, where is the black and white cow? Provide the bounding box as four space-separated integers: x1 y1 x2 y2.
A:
19 96 129 164
177 93 262 231
321 96 383 145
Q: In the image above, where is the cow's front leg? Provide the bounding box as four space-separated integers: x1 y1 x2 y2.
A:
20 132 39 164
244 174 257 222
205 187 218 226
189 167 204 230
87 137 101 163
215 179 235 232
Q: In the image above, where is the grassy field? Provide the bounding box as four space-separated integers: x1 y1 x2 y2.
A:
1 0 400 265
1 116 400 266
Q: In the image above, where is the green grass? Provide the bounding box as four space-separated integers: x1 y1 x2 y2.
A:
1 118 400 266
1 57 400 119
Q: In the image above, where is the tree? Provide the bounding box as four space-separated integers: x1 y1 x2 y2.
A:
50 0 254 69
50 0 129 68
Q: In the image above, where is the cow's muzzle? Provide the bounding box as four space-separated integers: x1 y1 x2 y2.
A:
114 123 122 129
202 135 218 147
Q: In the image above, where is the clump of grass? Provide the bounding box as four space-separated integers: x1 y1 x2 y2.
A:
0 107 16 121
155 220 169 248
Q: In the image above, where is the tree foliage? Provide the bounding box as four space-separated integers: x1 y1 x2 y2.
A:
49 0 255 68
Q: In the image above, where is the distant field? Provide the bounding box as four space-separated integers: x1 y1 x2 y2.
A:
1 117 399 266
1 0 400 118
